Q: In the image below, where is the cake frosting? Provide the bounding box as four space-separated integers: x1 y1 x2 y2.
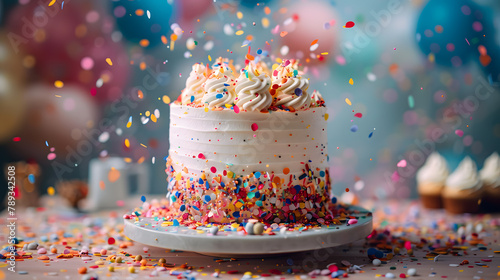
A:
443 157 482 197
271 61 310 110
417 152 449 184
480 152 500 188
234 63 273 112
181 63 208 105
166 58 333 225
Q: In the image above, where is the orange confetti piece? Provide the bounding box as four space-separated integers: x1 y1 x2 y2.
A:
124 139 130 148
162 95 171 104
108 167 120 183
140 143 147 148
135 9 144 16
139 39 150 47
140 62 146 71
54 80 64 88
264 7 271 15
280 31 288 37
138 156 145 163
161 35 168 45
235 30 244 36
106 58 113 66
345 98 352 106
246 54 255 61
48 0 56 6
283 167 290 175
137 90 144 99
151 114 157 123
311 39 318 46
170 34 178 41
99 181 105 190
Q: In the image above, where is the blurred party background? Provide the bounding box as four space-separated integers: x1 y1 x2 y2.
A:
1 0 499 211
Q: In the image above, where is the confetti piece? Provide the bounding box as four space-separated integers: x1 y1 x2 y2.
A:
208 55 212 61
139 39 150 47
151 114 157 123
235 30 244 36
162 95 171 104
310 39 319 46
234 105 240 114
210 166 217 173
90 88 97 96
146 10 151 19
397 159 407 168
47 153 56 160
99 181 105 190
251 123 258 131
392 171 400 182
126 116 132 128
349 78 353 85
48 0 56 6
47 186 55 196
324 113 329 121
280 31 288 37
408 95 415 108
368 132 374 138
107 237 115 245
54 80 64 88
343 21 355 28
320 52 329 55
125 139 130 148
141 195 146 202
28 174 35 184
108 167 120 183
345 98 352 106
350 125 358 132
106 58 113 66
455 129 464 137
198 153 205 159
354 112 362 118
13 137 21 142
283 167 290 175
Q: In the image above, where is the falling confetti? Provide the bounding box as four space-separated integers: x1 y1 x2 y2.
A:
343 21 355 28
99 181 105 190
162 95 171 104
408 95 415 108
124 139 130 148
106 58 113 66
354 112 362 118
397 159 407 168
350 125 358 132
349 78 354 85
141 195 146 202
280 31 288 37
455 129 464 137
47 186 55 196
108 167 120 183
345 98 352 106
54 80 64 88
251 123 258 131
235 30 244 36
28 174 35 184
48 0 56 6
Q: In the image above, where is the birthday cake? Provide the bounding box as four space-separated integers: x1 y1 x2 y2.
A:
165 58 335 225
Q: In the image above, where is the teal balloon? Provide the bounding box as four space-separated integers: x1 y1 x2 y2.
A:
415 0 485 67
112 0 175 47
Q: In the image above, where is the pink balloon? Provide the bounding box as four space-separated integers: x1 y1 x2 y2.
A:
279 1 338 65
11 84 99 161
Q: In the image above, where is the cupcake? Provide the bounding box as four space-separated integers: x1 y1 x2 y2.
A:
416 152 449 209
479 152 500 212
442 157 483 214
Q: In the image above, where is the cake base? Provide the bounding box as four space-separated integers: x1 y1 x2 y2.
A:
123 206 372 256
419 193 443 209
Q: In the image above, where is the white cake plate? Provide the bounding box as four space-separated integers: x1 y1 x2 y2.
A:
124 206 372 257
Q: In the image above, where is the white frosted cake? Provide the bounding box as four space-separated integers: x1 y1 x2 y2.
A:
165 58 333 225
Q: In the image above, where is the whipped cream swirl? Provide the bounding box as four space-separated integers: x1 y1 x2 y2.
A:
201 66 236 109
272 61 310 110
181 63 208 105
234 63 272 112
446 156 481 191
416 152 449 184
480 152 500 188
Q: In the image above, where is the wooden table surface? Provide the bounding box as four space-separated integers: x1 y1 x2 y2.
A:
1 196 499 280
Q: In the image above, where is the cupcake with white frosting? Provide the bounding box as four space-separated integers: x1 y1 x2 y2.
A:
442 156 483 214
416 152 449 209
479 152 500 212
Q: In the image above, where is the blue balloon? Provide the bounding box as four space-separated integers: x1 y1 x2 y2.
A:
415 0 485 67
112 0 175 47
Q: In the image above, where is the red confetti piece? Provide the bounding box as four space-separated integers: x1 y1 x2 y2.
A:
354 112 362 118
13 137 21 142
343 21 355 28
210 166 217 173
455 129 464 137
280 31 288 37
251 123 258 131
234 105 240 114
107 237 115 245
198 153 205 159
90 88 97 96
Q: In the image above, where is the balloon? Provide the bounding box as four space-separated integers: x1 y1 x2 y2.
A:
0 32 27 143
10 84 99 161
415 0 486 68
112 0 175 47
279 0 338 65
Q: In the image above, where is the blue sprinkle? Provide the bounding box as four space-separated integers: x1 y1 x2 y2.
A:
190 95 195 102
350 125 358 132
198 178 204 184
331 197 337 204
61 1 64 9
233 211 240 218
180 205 186 211
319 170 325 177
298 173 307 180
205 181 209 190
45 141 49 147
254 172 261 178
257 49 262 54
216 93 223 99
204 195 211 203
223 83 230 86
173 219 180 226
294 88 302 96
28 174 35 184
141 195 146 202
192 206 199 211
171 195 177 202
369 131 374 138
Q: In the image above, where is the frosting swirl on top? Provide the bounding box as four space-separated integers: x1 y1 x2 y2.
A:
445 156 481 191
480 152 500 188
234 63 272 112
181 63 208 105
310 90 325 107
271 60 310 110
416 152 449 184
201 65 236 109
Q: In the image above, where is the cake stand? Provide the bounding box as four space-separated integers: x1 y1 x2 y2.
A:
124 206 372 257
